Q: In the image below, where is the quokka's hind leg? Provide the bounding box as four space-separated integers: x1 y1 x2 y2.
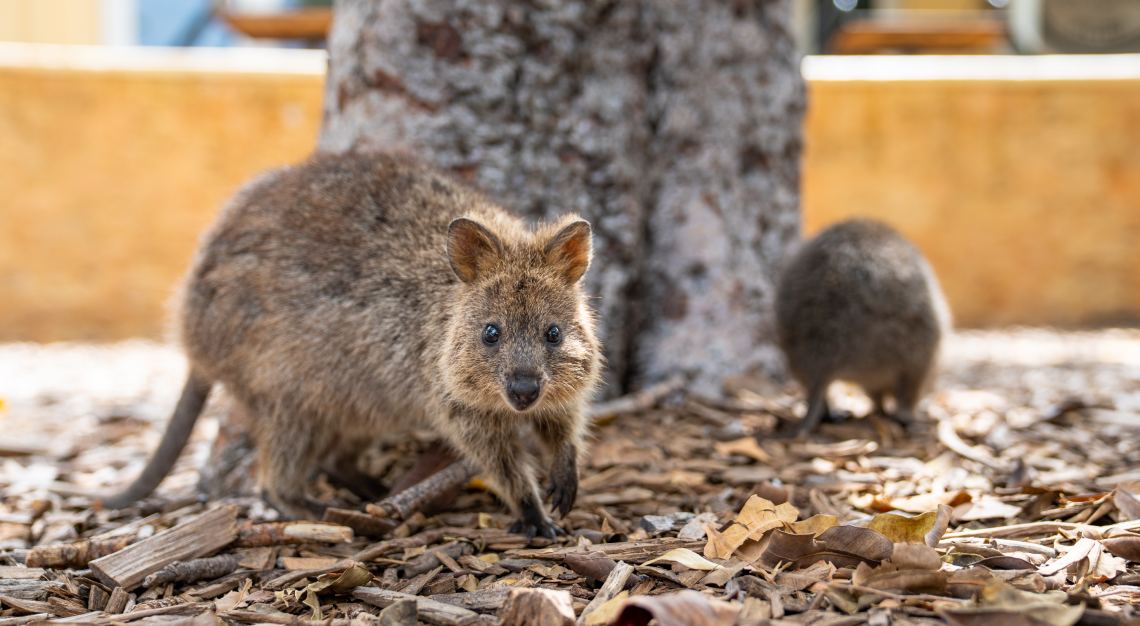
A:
797 380 831 436
322 438 386 502
257 417 324 519
893 372 923 426
869 390 887 417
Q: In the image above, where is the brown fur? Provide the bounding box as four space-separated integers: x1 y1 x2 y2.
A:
104 152 602 537
775 219 950 435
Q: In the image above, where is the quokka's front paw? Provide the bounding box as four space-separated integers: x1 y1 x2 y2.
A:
510 497 564 541
546 470 578 519
509 516 563 541
546 451 579 518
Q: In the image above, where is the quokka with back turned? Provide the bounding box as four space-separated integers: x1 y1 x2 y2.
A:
102 151 603 538
776 218 951 436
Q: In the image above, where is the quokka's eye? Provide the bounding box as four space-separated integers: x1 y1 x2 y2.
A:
482 324 501 346
545 324 562 345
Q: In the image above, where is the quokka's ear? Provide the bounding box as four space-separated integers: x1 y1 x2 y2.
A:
447 218 504 283
544 220 592 284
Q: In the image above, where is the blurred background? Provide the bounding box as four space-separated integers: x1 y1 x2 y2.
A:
1 0 1138 341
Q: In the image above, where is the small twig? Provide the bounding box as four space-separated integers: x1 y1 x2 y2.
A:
844 583 963 605
943 519 1140 540
588 375 685 421
399 541 474 578
936 417 1012 472
323 507 398 538
366 459 478 521
235 521 353 547
352 529 450 562
142 554 240 587
25 536 134 569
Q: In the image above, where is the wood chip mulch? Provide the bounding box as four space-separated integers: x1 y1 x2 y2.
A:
0 329 1138 625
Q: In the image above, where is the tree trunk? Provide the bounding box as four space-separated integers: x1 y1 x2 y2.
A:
320 0 804 394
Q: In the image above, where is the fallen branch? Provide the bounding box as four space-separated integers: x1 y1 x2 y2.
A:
366 459 478 522
25 536 134 569
142 554 240 587
588 375 685 422
354 586 497 626
322 507 396 538
510 538 705 563
235 521 353 547
400 541 475 578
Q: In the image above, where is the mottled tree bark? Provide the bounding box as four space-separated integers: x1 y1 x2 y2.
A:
320 0 804 394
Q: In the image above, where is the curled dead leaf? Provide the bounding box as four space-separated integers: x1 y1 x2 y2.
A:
786 514 838 536
973 555 1037 571
703 495 798 560
607 590 740 626
866 504 951 547
851 561 949 594
1102 535 1140 562
585 591 629 626
564 551 619 582
642 548 722 571
939 580 1084 626
1112 488 1140 521
887 543 943 570
1038 538 1097 576
761 525 893 569
306 563 372 594
714 437 772 463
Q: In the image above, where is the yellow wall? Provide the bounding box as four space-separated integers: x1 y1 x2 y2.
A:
1 48 1138 340
0 0 102 44
803 69 1140 327
0 47 323 340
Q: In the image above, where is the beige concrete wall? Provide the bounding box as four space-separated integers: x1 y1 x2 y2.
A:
0 0 102 45
1 48 1138 340
0 46 324 341
802 56 1140 327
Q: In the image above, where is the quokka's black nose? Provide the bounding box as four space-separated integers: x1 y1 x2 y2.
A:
507 374 541 409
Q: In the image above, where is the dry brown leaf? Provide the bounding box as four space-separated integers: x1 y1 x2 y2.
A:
786 514 838 536
1087 542 1127 581
713 437 772 463
1038 537 1097 576
702 495 798 559
584 591 629 626
852 561 949 594
773 560 835 592
866 505 951 547
698 560 748 587
564 551 619 582
1113 488 1140 521
761 526 893 569
607 590 740 626
973 555 1036 570
642 548 722 571
1102 535 1140 562
953 499 1023 522
702 523 746 561
939 580 1083 626
306 563 372 594
887 543 943 570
